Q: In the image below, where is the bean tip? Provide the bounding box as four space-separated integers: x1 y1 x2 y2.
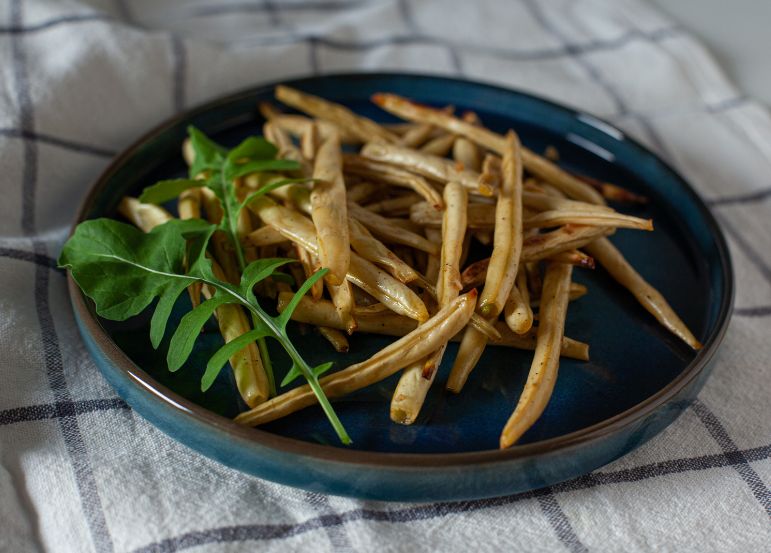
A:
390 409 414 425
478 183 495 197
421 362 436 379
371 93 387 106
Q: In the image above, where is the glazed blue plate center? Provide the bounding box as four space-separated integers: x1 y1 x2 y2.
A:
92 74 722 454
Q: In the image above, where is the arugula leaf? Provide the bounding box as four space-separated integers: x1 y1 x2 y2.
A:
224 136 297 179
202 328 268 392
186 128 293 400
194 163 245 274
239 258 296 302
138 179 203 204
167 295 230 371
188 125 226 177
172 218 217 280
269 271 294 286
238 178 311 213
149 280 192 349
276 268 328 331
313 361 334 377
276 269 331 387
60 127 354 445
279 364 298 387
59 219 197 321
226 159 301 180
281 360 334 388
59 218 352 445
226 136 278 163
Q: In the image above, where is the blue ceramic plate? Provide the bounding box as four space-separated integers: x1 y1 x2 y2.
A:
69 73 733 501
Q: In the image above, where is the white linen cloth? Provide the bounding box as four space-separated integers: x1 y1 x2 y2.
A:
1 1 769 551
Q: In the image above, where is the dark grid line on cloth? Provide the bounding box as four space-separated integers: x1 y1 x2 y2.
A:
11 10 37 237
170 35 187 112
607 95 752 128
0 246 62 272
0 3 690 115
0 128 117 158
308 36 320 74
262 0 282 28
264 0 298 34
129 442 771 553
705 95 749 114
556 444 771 489
1 10 683 72
395 0 465 95
396 0 464 75
734 306 771 317
32 245 116 553
8 1 115 552
708 186 771 206
114 0 135 25
232 25 682 63
535 489 589 553
0 12 112 33
446 45 464 75
0 398 129 426
396 0 418 33
191 0 370 18
303 491 355 552
0 5 684 73
691 400 771 516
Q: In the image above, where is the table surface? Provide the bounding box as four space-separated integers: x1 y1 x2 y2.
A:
649 0 771 105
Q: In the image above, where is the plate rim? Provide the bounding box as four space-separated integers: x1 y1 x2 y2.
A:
67 71 734 468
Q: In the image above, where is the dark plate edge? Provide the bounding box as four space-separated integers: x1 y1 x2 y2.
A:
66 71 735 469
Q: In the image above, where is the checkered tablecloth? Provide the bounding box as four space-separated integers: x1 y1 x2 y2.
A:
1 1 769 551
